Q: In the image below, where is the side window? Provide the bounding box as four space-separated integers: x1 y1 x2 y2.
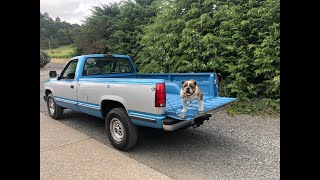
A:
60 60 78 80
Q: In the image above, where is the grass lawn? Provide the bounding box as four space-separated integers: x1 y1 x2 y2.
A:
42 44 76 58
50 58 69 64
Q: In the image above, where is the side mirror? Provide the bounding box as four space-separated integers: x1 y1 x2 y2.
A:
49 71 57 78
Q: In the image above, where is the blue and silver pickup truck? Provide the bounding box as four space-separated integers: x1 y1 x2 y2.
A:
43 54 236 151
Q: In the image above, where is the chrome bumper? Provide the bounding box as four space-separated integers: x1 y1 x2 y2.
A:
162 119 194 131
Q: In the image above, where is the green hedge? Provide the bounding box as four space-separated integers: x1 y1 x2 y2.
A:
40 51 51 68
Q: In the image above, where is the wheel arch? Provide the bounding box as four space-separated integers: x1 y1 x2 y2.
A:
45 89 53 96
100 96 128 118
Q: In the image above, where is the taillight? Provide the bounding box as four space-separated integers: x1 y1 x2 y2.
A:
155 83 166 107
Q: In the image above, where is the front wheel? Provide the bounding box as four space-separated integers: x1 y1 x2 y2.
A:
105 108 138 151
47 93 63 120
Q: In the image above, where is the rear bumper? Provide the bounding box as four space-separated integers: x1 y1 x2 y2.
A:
162 105 229 131
162 113 212 131
162 119 193 131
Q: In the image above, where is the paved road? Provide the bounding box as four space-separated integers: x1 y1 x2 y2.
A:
40 63 280 180
41 113 172 180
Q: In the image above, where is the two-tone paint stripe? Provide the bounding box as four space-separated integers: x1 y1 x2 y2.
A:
128 110 166 124
128 114 156 123
54 97 77 105
77 102 100 110
53 96 164 123
55 97 100 110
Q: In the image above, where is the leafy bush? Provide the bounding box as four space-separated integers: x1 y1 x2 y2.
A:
40 51 51 68
137 0 280 115
73 47 82 56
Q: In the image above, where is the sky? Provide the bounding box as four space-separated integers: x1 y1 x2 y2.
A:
40 0 122 25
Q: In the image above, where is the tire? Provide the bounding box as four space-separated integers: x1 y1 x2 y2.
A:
47 93 63 120
105 107 138 151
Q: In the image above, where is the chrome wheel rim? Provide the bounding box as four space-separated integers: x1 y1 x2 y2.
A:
48 98 55 115
110 118 124 142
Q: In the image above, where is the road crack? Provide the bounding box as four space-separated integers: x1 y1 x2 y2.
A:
41 137 93 152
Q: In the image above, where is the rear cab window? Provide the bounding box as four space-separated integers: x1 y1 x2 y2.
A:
82 57 134 76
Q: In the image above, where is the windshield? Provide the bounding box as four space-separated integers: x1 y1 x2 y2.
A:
82 57 134 76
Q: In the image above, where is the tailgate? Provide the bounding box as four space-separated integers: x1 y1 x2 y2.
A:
166 94 237 120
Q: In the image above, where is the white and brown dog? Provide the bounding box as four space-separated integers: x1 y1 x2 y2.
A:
180 79 204 112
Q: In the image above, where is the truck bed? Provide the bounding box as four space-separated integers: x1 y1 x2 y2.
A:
166 94 236 120
137 73 237 120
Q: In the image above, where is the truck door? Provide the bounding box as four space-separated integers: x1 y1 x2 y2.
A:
53 59 79 111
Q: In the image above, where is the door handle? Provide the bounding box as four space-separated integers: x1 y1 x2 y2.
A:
70 85 74 89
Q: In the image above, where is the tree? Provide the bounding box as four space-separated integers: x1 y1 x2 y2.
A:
74 0 158 55
75 3 121 54
40 12 80 49
55 17 61 22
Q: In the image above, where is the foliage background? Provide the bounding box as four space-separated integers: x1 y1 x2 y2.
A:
40 12 80 49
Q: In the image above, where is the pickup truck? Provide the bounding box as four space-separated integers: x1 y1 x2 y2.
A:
43 54 237 151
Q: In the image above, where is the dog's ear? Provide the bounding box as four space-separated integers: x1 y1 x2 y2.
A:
193 81 197 86
182 81 185 85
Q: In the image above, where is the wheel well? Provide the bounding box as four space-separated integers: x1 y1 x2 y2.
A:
45 89 52 96
101 100 126 118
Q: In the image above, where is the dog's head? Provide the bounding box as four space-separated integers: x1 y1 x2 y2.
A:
181 79 197 97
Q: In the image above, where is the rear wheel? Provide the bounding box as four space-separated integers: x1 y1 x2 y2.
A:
47 93 63 120
105 108 138 151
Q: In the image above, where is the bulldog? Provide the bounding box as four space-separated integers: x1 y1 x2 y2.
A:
180 79 204 112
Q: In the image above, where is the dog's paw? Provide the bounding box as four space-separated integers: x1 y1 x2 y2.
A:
189 103 192 107
182 108 187 112
198 108 204 112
